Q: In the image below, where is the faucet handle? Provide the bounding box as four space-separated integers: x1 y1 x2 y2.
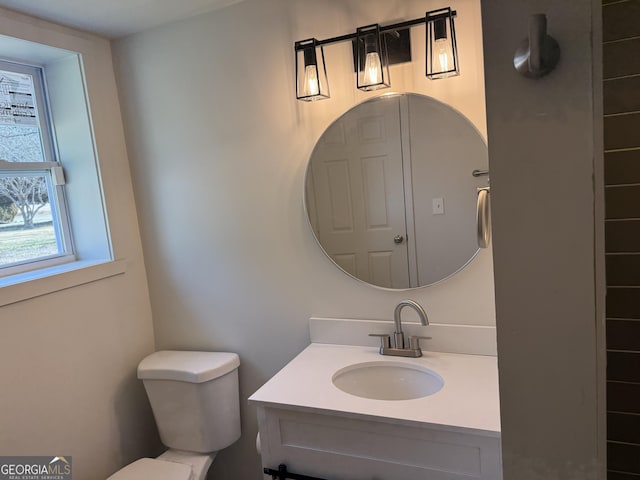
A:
368 333 391 353
408 335 432 351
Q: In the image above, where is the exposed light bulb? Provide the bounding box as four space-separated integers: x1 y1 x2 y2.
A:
363 52 382 86
436 38 450 72
302 65 320 97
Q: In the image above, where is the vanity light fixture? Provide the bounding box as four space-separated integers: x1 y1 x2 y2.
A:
295 38 330 101
294 7 458 101
426 7 459 79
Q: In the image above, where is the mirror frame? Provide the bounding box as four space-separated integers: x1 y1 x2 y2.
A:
303 92 488 291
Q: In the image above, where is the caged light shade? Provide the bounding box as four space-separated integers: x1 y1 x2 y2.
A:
356 24 390 91
295 38 330 101
426 7 459 79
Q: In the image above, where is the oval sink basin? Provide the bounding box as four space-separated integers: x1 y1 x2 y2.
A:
332 361 444 401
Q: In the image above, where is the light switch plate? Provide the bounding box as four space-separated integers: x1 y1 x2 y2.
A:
432 197 444 215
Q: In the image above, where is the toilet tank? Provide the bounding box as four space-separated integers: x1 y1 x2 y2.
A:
138 351 241 453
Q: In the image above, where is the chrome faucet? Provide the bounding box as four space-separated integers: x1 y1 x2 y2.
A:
369 300 431 357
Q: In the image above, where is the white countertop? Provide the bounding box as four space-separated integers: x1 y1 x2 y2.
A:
249 343 501 437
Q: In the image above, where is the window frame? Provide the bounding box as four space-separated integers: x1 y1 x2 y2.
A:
0 14 129 306
0 59 75 276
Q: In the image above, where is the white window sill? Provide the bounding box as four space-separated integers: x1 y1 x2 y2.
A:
0 259 127 307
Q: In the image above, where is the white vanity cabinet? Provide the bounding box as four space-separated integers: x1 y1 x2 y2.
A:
256 405 501 480
250 344 502 480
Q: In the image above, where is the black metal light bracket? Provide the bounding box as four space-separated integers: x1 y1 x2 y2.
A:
293 10 457 52
351 28 412 72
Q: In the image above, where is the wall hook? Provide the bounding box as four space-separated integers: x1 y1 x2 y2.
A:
513 14 560 78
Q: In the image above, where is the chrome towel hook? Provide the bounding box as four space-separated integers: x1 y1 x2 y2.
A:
514 14 560 78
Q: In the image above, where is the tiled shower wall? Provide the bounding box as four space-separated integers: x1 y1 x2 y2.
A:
603 0 640 478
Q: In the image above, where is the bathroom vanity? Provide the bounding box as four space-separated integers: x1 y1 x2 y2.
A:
249 343 501 480
250 90 501 479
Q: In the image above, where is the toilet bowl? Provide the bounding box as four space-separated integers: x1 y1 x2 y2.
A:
107 351 241 480
107 451 215 480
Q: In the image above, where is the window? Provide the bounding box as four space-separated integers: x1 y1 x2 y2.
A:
0 60 74 276
0 23 123 303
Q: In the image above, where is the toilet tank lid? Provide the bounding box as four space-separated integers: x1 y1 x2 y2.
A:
137 351 240 383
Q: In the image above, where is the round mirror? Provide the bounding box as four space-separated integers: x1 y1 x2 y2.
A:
304 93 488 289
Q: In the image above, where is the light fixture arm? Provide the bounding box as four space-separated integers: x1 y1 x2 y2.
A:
304 12 456 49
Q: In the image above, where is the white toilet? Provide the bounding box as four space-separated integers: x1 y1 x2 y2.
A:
108 350 241 480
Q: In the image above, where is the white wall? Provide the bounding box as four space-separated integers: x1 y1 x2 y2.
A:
482 0 605 478
112 0 491 478
0 9 159 480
